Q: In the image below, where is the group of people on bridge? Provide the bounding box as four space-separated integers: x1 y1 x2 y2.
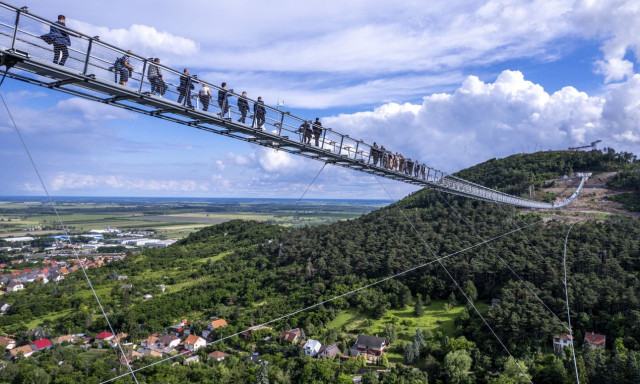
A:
40 13 431 181
371 143 427 179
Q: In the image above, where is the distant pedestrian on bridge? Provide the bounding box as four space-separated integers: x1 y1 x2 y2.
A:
41 15 71 66
114 50 134 86
254 96 266 129
217 82 231 118
177 68 195 107
147 58 164 96
199 83 213 111
237 92 250 123
312 118 323 146
371 142 379 165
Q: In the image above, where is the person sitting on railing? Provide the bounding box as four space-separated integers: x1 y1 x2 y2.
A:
312 118 323 146
217 82 232 118
199 83 213 111
114 50 134 86
371 142 379 165
237 92 250 123
254 96 266 129
40 15 71 66
177 68 195 108
147 58 164 96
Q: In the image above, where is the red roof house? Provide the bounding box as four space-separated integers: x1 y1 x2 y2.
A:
584 332 606 349
30 338 53 351
94 331 115 341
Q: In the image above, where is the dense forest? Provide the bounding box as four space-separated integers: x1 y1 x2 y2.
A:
0 149 639 383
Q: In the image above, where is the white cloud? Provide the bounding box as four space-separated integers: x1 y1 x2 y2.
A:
49 172 208 192
327 70 638 173
67 20 199 58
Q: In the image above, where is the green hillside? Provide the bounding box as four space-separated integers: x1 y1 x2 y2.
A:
1 149 639 384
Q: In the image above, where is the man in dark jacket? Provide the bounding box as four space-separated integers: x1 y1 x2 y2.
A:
41 15 71 66
217 82 231 117
147 58 164 95
371 142 379 165
254 96 266 129
237 92 250 123
298 121 312 144
177 68 195 107
312 118 323 146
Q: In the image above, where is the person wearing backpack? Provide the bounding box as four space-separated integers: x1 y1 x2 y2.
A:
114 50 134 86
40 15 71 66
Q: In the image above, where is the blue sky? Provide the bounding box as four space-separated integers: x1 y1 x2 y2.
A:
0 0 639 200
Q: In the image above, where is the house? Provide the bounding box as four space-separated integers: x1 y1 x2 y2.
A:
183 355 200 365
6 280 24 292
0 335 16 349
351 334 387 357
121 283 133 290
585 332 606 349
109 333 128 347
245 352 261 365
143 294 153 300
94 331 115 342
141 334 159 348
303 339 322 357
155 334 180 349
169 319 189 336
208 350 228 361
10 345 34 358
52 335 73 344
553 334 573 351
0 302 10 314
121 349 142 364
318 344 342 359
184 335 206 351
208 319 228 330
49 271 64 282
279 328 301 343
30 338 53 351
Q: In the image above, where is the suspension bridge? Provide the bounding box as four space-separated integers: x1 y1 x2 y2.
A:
0 2 588 208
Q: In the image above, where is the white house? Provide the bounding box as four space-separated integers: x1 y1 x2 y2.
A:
6 281 24 292
303 339 322 357
0 302 10 314
553 334 574 351
184 335 206 351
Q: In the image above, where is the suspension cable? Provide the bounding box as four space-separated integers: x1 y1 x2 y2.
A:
563 223 580 384
0 93 140 384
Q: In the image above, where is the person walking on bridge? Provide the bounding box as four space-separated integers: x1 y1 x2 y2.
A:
217 82 231 118
237 92 250 123
41 15 71 66
371 142 379 166
199 83 213 111
254 96 266 129
147 58 163 96
312 118 323 146
177 68 195 108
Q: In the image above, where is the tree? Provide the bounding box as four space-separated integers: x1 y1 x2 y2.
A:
379 353 389 368
414 294 425 317
444 350 472 384
385 324 397 344
448 292 457 306
404 342 417 365
463 281 478 303
256 361 269 384
413 328 425 349
362 370 379 384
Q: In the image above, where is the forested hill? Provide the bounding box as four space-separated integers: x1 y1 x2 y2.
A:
1 148 639 384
